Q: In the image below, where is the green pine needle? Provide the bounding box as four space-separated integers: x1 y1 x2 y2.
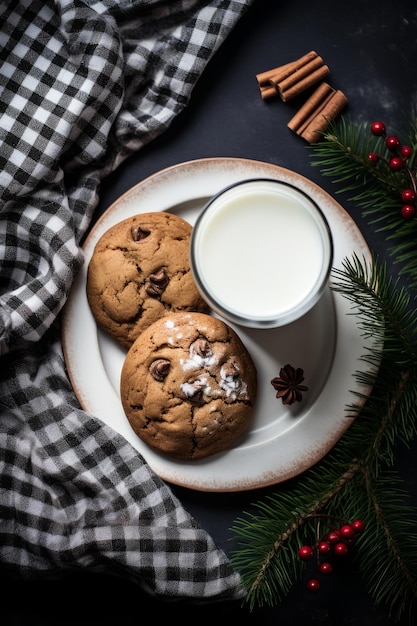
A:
308 115 417 288
229 128 417 620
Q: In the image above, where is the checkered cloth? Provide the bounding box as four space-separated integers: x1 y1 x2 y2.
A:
0 0 254 602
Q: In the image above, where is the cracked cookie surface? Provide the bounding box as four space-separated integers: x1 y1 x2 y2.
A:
86 212 208 349
120 311 257 460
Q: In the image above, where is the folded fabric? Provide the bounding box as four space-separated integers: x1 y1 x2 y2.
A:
0 0 254 602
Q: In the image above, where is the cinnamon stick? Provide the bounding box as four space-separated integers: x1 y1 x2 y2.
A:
272 56 324 92
301 90 347 143
256 61 297 88
287 82 334 132
288 85 348 143
256 51 347 142
256 50 319 99
278 64 330 102
257 63 296 100
259 84 280 100
256 51 318 85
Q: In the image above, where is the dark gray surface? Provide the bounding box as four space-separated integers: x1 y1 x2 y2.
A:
4 0 417 623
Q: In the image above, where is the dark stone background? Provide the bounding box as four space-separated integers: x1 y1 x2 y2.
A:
4 1 417 624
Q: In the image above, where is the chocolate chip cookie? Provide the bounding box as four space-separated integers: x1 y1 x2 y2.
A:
86 212 208 348
120 311 257 461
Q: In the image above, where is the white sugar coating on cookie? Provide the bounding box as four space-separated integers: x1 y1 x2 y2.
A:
180 342 217 370
120 311 257 460
219 364 249 400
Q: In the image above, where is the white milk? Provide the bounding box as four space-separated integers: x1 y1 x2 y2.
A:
191 179 332 327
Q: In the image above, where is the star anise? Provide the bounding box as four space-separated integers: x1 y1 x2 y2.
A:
271 363 308 405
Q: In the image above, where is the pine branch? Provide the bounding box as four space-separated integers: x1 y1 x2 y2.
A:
308 116 417 288
230 459 362 609
229 254 417 620
331 254 417 364
357 472 417 620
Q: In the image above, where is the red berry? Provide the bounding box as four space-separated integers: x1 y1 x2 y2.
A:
401 189 416 203
401 145 413 159
319 562 333 575
339 524 355 540
334 542 349 557
389 157 404 171
367 152 379 165
318 541 331 555
402 205 416 219
327 530 340 544
371 121 386 136
307 578 320 592
351 519 365 534
298 545 314 560
386 135 401 151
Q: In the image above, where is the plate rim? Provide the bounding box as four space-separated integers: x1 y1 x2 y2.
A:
62 157 375 492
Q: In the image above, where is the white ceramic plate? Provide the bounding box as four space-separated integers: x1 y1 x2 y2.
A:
62 157 374 492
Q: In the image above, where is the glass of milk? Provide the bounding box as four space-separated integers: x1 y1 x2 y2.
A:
190 178 333 329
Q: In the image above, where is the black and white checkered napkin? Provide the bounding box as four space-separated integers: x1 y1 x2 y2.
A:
0 0 253 602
